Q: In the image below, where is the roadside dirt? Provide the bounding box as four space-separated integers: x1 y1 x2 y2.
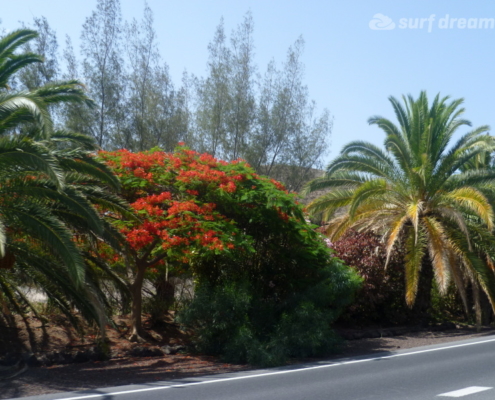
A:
1 314 495 399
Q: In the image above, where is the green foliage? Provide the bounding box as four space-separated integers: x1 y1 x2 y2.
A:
180 253 358 367
429 282 467 324
177 173 361 365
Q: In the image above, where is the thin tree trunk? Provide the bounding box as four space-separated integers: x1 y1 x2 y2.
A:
473 279 482 332
129 263 147 342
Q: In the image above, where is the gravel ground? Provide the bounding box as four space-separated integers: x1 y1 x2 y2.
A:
2 326 495 399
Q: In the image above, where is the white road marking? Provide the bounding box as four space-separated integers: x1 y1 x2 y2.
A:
55 336 495 400
438 386 492 397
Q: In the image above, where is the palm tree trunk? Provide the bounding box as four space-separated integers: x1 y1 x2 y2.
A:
412 254 434 323
480 289 492 325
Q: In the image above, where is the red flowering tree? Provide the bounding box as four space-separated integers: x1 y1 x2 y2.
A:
98 145 297 341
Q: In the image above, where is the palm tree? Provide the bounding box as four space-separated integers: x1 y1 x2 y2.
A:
0 29 100 279
0 28 130 329
305 92 495 312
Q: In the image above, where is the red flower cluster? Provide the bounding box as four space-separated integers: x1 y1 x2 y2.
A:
167 200 216 217
131 192 172 216
219 181 237 193
98 145 292 265
176 162 244 188
123 228 155 250
133 167 153 181
270 179 287 192
119 149 167 170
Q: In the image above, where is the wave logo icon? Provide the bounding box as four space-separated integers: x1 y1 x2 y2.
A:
369 13 396 30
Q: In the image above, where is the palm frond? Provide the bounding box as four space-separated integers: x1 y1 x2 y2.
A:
423 217 451 294
301 171 367 195
58 156 120 190
9 204 86 284
32 80 95 109
348 179 387 218
445 187 494 229
384 213 408 268
404 227 426 307
0 136 64 188
0 29 41 88
306 188 354 218
0 91 52 137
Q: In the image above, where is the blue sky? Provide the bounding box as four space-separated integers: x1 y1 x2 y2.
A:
2 1 495 164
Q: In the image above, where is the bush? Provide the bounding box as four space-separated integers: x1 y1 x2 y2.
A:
179 231 360 366
331 230 416 326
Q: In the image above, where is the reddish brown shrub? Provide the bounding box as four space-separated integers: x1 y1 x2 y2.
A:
331 230 415 326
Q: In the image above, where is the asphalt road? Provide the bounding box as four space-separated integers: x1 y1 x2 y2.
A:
12 335 495 400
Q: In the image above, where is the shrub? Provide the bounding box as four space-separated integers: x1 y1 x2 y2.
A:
177 181 361 366
331 230 415 326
